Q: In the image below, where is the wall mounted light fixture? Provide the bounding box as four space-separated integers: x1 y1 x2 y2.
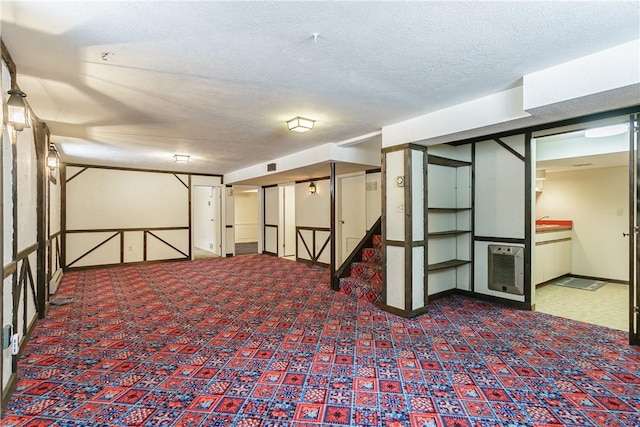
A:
287 116 315 133
174 154 190 163
308 182 317 194
6 89 29 131
47 144 60 168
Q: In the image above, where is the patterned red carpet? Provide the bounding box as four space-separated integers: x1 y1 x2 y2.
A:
3 254 640 426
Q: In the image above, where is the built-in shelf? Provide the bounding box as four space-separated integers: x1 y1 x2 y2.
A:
426 149 472 294
428 230 471 237
428 259 471 271
428 207 471 213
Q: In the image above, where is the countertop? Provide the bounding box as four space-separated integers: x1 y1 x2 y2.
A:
535 219 573 233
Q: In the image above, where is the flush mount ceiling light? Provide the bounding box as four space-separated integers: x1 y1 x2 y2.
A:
287 116 315 133
174 154 190 163
6 89 29 131
584 124 628 138
308 182 317 194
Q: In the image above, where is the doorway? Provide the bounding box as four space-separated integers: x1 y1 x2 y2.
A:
234 187 259 255
337 173 366 265
281 184 296 259
193 185 222 258
533 117 631 331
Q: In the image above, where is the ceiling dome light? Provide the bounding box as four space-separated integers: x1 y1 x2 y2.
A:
287 116 315 133
584 124 628 138
174 154 190 163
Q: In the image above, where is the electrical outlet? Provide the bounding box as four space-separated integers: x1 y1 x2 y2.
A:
616 207 624 216
396 202 404 213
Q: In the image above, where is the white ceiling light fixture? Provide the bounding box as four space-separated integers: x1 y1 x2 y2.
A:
174 154 190 163
287 116 315 133
584 124 628 138
6 89 30 131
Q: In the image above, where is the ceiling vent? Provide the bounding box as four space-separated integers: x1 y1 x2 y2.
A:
267 163 276 172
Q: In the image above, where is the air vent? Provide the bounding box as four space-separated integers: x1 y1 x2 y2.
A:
488 245 524 295
572 163 594 167
267 163 276 172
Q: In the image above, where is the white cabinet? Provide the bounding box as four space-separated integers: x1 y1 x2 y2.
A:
534 230 572 284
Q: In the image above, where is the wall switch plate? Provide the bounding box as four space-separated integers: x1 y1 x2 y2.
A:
396 176 405 187
11 333 19 355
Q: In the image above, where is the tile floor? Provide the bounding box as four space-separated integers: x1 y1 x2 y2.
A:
193 247 219 259
535 281 629 331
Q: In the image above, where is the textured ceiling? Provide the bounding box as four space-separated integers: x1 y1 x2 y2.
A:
1 1 639 178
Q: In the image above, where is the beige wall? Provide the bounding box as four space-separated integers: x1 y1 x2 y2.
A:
536 166 628 281
296 179 330 264
65 167 191 267
234 190 258 243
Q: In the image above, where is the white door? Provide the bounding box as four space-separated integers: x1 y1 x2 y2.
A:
283 184 296 257
193 186 217 254
338 173 366 265
212 187 222 256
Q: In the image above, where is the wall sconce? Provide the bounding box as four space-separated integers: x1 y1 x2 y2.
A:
308 182 317 194
47 144 60 168
174 154 190 163
287 116 315 133
6 89 30 131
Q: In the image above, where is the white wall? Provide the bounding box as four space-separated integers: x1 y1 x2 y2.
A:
296 179 330 264
2 59 40 399
365 172 381 229
474 135 527 302
264 186 279 254
65 167 190 267
535 166 627 281
234 190 258 243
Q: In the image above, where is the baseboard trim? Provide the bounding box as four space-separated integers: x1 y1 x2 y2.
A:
566 273 628 285
1 373 18 413
379 304 429 319
64 257 190 272
456 289 533 311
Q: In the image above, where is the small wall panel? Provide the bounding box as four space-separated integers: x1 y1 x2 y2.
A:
66 232 120 268
146 230 189 261
123 231 144 263
386 245 405 310
264 226 277 254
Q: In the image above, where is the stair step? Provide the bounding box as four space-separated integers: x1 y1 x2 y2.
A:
361 248 382 265
350 262 382 286
339 277 382 306
373 235 382 250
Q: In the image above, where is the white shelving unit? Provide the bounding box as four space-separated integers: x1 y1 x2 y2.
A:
427 153 472 295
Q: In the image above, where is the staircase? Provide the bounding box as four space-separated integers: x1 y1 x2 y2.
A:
338 235 383 305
